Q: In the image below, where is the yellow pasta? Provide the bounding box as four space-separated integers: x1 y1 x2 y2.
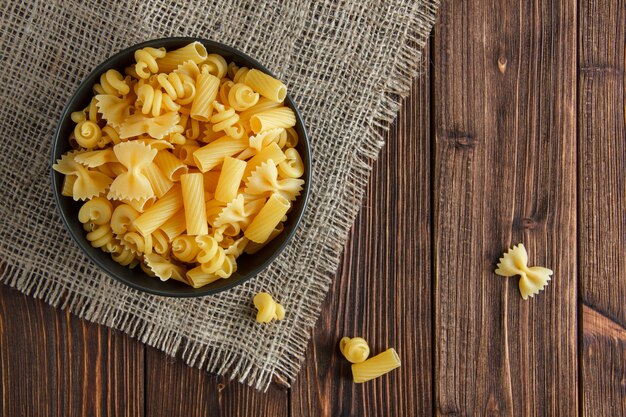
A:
192 136 249 172
215 157 246 203
172 234 201 263
339 337 370 364
58 43 306 288
277 148 305 179
74 120 101 149
61 175 77 197
351 348 401 384
108 142 157 201
53 151 113 201
156 42 208 74
144 162 173 198
253 292 285 323
228 83 260 111
244 194 290 243
119 111 180 140
203 171 221 193
186 265 221 288
157 72 196 105
111 204 140 235
151 229 171 255
249 107 296 133
238 97 281 123
158 209 186 240
133 184 183 236
134 47 166 79
202 53 228 79
244 223 284 255
143 253 188 283
74 149 117 168
154 150 189 181
123 196 156 213
495 243 553 300
180 173 208 235
178 143 201 166
242 142 286 180
190 71 219 122
244 69 287 103
245 159 304 202
96 95 133 128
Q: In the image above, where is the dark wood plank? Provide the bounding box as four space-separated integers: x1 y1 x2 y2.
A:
290 47 432 417
0 285 144 417
433 0 577 415
578 0 626 414
145 347 288 417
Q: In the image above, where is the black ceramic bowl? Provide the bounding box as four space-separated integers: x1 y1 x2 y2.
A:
51 37 311 297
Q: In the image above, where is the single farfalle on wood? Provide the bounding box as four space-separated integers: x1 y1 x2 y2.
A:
495 243 553 300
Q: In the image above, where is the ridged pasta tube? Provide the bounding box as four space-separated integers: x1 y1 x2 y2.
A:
244 69 287 102
155 42 208 74
351 348 401 383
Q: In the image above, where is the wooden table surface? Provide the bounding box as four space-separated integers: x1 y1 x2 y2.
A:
2 0 624 415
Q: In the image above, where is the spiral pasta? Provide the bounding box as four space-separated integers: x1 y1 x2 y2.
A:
157 72 196 105
134 47 166 79
74 120 101 149
94 69 130 96
195 235 235 278
339 337 370 364
228 83 260 111
210 102 244 138
136 83 180 116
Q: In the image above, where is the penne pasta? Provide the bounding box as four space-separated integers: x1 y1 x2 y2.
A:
133 184 184 236
193 136 249 172
238 97 282 122
190 71 219 122
158 209 186 240
249 107 296 133
244 68 287 103
351 348 401 383
244 193 290 243
215 157 247 203
144 162 174 198
154 150 188 181
155 42 208 74
180 173 208 235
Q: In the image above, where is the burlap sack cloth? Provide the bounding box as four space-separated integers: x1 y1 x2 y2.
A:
0 0 438 390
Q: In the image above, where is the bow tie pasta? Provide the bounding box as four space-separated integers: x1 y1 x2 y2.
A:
53 42 305 288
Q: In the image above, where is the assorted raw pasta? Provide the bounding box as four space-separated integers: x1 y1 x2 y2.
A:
338 336 401 383
54 42 305 288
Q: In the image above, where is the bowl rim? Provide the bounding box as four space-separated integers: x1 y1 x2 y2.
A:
50 37 312 297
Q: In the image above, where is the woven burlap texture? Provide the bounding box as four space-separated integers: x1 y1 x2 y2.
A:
0 0 438 390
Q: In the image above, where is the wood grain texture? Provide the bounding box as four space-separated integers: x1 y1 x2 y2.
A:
433 0 578 415
578 0 626 414
290 47 432 417
0 285 144 417
145 347 288 417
